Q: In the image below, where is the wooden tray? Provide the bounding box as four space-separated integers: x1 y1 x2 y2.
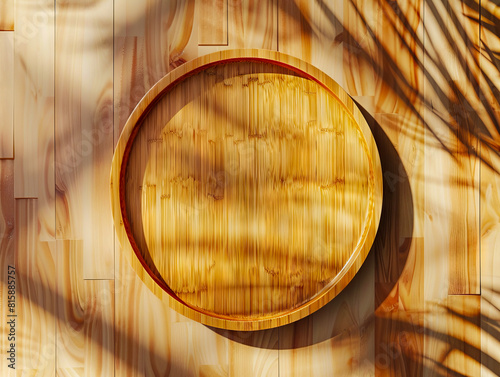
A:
111 49 383 331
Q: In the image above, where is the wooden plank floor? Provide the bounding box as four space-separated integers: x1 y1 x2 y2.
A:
55 0 114 279
0 31 13 158
2 0 499 375
0 0 14 30
14 0 55 245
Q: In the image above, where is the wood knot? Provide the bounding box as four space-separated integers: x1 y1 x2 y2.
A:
165 129 183 138
208 260 216 271
320 178 345 189
207 193 224 201
248 132 266 139
147 138 163 143
257 80 272 86
264 267 280 277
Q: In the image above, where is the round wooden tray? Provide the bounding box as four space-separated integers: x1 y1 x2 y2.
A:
111 49 383 331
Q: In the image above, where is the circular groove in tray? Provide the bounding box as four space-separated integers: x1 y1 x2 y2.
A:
111 50 383 330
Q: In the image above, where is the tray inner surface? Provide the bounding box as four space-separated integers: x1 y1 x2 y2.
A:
124 61 373 320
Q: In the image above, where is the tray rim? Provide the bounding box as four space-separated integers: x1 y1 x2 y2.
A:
110 49 383 331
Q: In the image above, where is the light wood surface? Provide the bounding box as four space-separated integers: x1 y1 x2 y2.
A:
343 0 379 98
15 199 56 376
0 161 14 377
198 0 277 55
13 0 55 246
111 50 383 330
277 0 343 86
228 0 277 49
279 254 375 377
114 0 199 138
2 0 498 375
55 0 114 279
199 0 227 45
0 32 13 158
480 133 500 376
56 240 114 376
444 295 481 376
445 0 481 295
0 0 13 30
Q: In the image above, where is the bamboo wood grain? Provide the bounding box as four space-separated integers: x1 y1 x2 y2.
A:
0 32 13 158
13 0 55 242
199 0 227 45
0 161 14 377
15 199 56 375
56 240 115 376
55 0 114 279
111 49 383 330
141 65 371 318
0 0 13 30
